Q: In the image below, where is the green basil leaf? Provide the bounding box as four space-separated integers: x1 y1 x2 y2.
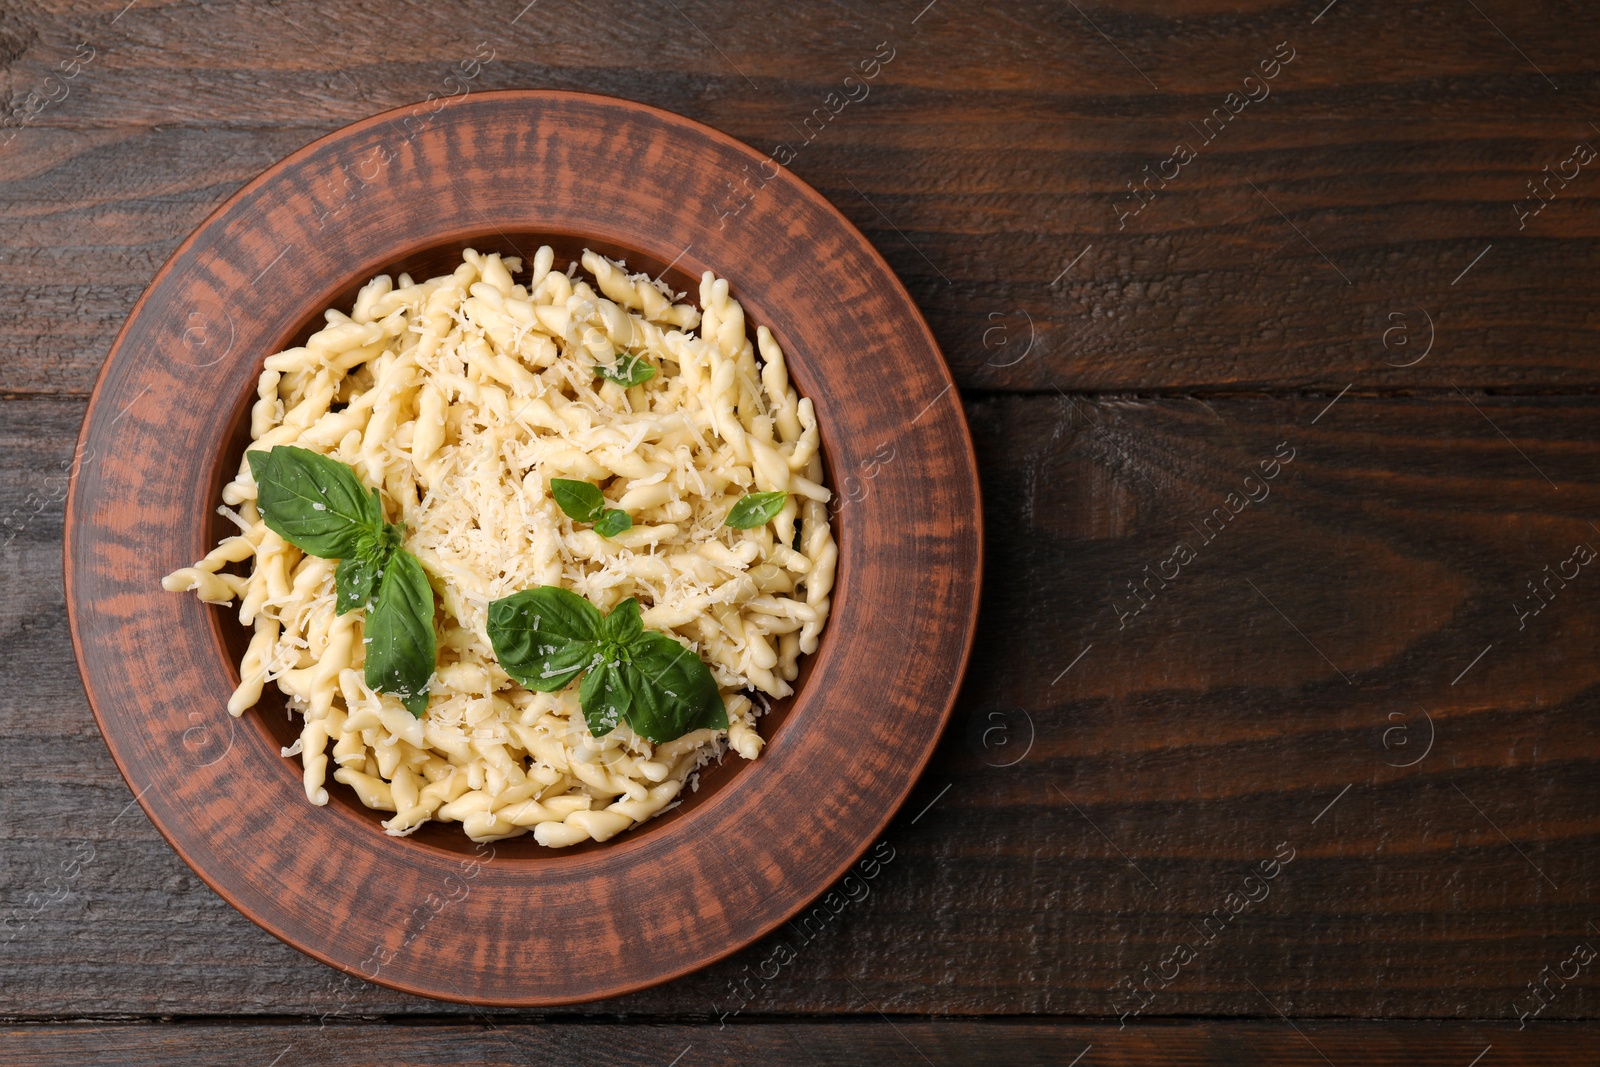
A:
364 549 436 717
724 490 788 530
484 586 726 744
247 445 385 558
593 508 633 538
550 478 605 524
599 596 643 645
486 585 603 692
618 631 728 743
334 554 381 615
596 350 656 387
579 659 631 737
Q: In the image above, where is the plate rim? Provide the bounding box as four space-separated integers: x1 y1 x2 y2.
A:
65 88 983 1005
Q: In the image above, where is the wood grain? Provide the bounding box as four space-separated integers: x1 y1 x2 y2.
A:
4 1020 1594 1066
12 392 1600 1020
3 2 1600 395
9 0 1600 1049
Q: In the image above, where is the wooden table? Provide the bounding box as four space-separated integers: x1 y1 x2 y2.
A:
4 0 1598 1062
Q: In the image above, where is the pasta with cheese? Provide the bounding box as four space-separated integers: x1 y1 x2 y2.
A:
162 247 836 846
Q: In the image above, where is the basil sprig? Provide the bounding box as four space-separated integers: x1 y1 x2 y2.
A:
550 478 633 538
595 349 656 387
725 490 788 529
486 587 727 744
247 445 435 716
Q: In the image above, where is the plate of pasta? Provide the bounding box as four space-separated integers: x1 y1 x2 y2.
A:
66 90 981 1004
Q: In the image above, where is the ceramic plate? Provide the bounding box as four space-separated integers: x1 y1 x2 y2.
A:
65 90 981 1005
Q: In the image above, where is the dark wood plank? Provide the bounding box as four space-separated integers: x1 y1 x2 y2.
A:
8 391 1600 1019
5 1020 1595 1066
3 2 1600 394
959 389 1600 1021
0 127 317 398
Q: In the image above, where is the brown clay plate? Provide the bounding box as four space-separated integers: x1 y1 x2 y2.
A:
65 90 981 1005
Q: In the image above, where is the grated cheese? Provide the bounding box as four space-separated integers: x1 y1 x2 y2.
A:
162 247 837 847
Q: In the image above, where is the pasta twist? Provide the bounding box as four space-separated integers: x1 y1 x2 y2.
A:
162 249 836 845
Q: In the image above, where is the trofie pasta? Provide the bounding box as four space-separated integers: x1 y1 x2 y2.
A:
162 247 836 846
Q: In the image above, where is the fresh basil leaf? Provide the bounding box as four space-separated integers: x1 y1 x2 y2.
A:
579 659 631 737
724 490 788 530
593 508 633 538
247 445 384 558
364 549 436 717
486 585 603 692
485 586 726 744
596 350 656 387
619 631 728 743
550 478 605 524
334 554 382 615
599 596 643 645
